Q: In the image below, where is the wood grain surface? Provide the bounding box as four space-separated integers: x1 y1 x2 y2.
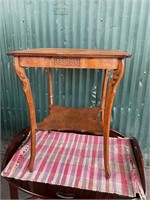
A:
7 48 131 58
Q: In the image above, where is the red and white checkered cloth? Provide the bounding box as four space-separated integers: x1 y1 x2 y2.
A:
1 131 146 199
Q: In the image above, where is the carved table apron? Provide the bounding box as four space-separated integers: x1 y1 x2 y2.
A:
7 48 131 178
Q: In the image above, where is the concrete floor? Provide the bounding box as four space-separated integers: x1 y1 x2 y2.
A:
1 145 150 199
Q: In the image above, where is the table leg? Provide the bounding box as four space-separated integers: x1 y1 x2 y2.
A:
9 183 19 199
46 68 53 112
104 59 124 178
14 57 37 172
100 69 109 126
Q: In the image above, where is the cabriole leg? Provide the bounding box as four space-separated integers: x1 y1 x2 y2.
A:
46 68 53 113
103 60 124 178
14 57 37 172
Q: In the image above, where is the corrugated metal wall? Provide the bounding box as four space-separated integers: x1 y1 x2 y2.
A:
1 0 150 165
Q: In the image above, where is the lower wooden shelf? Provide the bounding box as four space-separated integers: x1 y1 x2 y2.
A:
37 105 103 135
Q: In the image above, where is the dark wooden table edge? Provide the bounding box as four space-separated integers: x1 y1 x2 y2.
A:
1 128 146 199
129 137 146 194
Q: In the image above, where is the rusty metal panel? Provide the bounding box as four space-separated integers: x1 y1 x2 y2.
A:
1 0 150 165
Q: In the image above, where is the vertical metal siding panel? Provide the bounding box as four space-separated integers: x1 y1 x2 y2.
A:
78 69 84 107
103 0 114 49
94 0 103 49
1 4 7 137
1 1 18 137
10 0 27 131
64 69 71 107
130 1 150 146
71 0 79 48
129 1 146 138
86 1 94 49
113 0 130 132
84 70 91 107
71 69 77 107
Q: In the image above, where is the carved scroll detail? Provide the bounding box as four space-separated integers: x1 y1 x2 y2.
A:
54 58 80 66
103 59 124 178
14 57 37 172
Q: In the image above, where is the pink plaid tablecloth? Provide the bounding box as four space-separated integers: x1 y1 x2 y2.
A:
1 131 146 199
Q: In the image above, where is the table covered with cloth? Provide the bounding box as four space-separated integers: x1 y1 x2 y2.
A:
1 131 146 199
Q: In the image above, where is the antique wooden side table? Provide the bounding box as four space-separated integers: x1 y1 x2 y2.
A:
7 48 131 178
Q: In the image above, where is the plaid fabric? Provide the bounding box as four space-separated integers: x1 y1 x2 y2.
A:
1 131 145 199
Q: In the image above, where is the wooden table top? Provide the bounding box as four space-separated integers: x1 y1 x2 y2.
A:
7 48 131 58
